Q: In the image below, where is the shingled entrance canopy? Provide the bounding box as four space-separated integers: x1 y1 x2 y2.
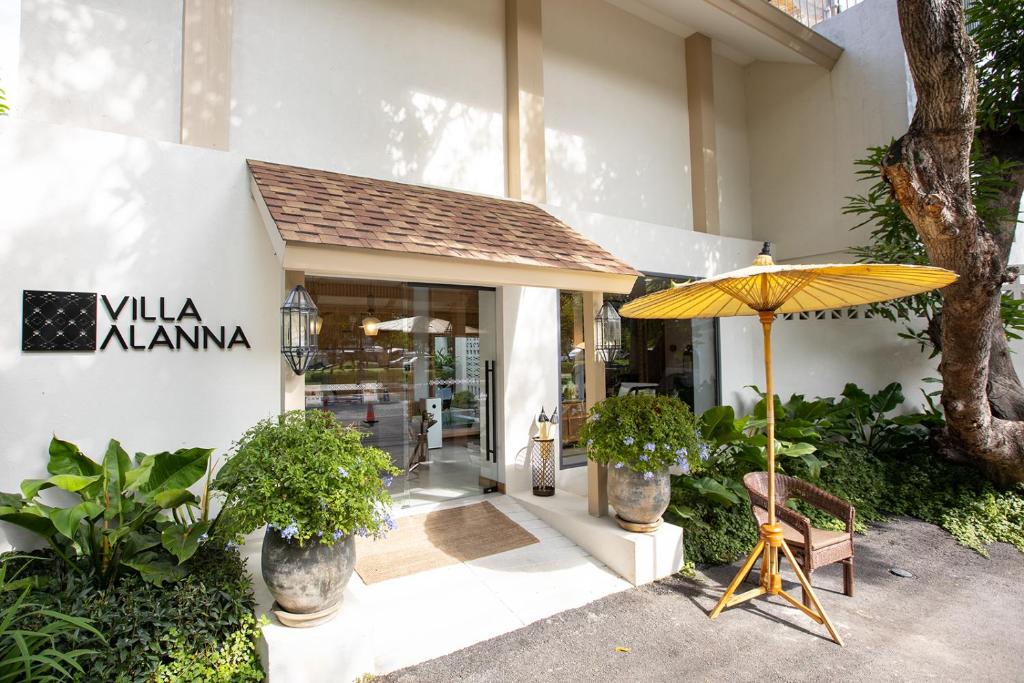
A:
248 160 639 293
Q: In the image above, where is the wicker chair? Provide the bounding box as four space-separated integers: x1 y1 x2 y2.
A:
742 472 855 606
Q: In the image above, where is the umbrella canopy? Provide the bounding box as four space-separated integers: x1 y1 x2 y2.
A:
615 243 957 647
619 258 958 319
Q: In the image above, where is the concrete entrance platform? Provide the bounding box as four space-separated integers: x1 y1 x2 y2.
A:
512 490 685 585
245 494 632 681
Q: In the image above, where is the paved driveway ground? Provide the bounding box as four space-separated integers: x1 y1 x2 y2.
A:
381 517 1023 682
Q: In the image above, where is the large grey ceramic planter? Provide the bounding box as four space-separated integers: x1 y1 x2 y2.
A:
607 466 671 532
261 528 355 623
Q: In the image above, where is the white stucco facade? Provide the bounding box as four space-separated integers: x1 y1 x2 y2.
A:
0 119 282 553
542 0 693 228
4 0 1016 617
745 0 911 263
230 0 507 197
13 0 184 142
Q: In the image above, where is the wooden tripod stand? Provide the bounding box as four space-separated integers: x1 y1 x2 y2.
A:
708 311 844 647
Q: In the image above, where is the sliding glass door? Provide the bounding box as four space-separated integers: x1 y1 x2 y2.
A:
304 278 499 506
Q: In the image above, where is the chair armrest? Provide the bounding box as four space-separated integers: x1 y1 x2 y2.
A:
775 503 812 537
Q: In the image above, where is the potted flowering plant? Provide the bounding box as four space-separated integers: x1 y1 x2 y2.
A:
579 394 705 532
213 410 400 625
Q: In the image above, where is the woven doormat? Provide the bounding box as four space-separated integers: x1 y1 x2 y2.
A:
354 501 539 585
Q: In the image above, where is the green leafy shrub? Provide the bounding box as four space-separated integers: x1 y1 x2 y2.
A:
0 544 261 682
214 409 402 546
579 394 703 477
671 384 1024 564
670 485 758 566
824 382 942 455
0 437 215 587
790 444 891 533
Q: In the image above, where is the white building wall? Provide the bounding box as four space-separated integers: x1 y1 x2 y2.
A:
746 0 910 263
713 54 753 241
11 0 183 142
230 0 507 197
499 286 561 494
542 0 690 228
0 119 281 550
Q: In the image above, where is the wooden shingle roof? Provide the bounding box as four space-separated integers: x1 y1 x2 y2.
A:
248 160 638 277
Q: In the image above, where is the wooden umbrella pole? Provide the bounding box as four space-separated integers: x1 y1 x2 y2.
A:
760 310 776 525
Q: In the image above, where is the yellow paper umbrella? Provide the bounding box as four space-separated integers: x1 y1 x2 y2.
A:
619 243 957 646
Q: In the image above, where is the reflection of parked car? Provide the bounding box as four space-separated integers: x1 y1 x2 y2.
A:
389 352 420 371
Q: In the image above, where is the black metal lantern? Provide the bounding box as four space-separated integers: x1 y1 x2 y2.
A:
594 300 622 363
281 284 320 375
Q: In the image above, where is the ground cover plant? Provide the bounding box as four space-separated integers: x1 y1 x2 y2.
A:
670 384 1024 565
0 545 261 682
0 436 264 682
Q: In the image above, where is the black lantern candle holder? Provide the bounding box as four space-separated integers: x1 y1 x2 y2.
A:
531 437 556 497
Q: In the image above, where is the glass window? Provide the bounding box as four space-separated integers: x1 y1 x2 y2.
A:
558 292 587 468
606 276 719 413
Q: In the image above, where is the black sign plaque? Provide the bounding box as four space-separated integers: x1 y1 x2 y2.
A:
22 290 98 352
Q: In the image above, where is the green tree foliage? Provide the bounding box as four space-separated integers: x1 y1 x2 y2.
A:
967 0 1024 137
844 145 1023 355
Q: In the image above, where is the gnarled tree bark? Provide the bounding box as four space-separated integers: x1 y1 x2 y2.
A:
883 0 1024 485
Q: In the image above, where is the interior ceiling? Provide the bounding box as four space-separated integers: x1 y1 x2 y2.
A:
607 0 818 66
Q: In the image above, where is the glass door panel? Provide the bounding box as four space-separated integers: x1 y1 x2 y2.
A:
478 290 498 491
305 278 499 507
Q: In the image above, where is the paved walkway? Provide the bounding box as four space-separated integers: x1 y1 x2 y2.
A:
382 517 1024 682
250 494 631 679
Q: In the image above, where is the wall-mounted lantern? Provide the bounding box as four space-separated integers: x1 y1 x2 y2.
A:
594 300 622 363
281 284 320 375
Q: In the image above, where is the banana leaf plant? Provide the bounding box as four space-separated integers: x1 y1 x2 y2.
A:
697 397 826 489
0 437 214 586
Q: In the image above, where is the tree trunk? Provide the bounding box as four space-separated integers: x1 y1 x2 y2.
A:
883 0 1024 485
980 141 1024 423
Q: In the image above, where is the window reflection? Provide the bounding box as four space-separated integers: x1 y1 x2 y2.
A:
605 276 718 413
557 277 719 469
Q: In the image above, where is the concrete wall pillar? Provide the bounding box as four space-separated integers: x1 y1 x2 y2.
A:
583 291 608 517
505 0 546 203
181 0 233 150
685 32 720 235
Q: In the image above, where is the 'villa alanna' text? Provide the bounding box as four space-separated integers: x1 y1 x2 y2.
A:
99 295 251 351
